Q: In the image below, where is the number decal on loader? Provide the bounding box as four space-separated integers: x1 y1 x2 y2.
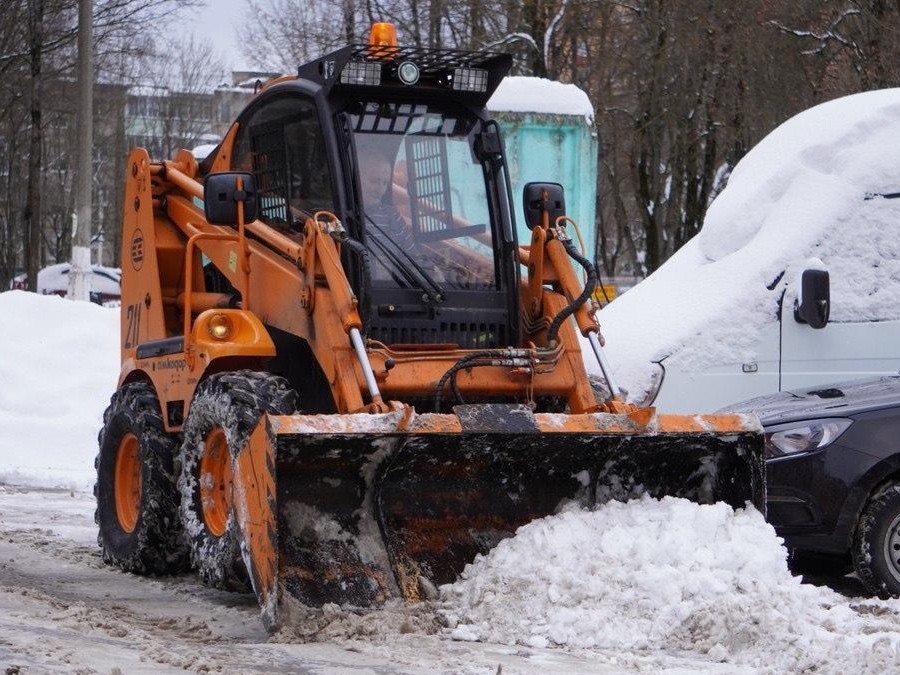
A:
124 303 141 349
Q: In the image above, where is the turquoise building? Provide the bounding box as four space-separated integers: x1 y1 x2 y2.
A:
487 77 598 263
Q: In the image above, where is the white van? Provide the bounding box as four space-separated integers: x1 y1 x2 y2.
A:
591 89 900 414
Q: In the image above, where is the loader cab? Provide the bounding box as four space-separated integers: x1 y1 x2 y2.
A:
231 41 522 350
339 98 521 348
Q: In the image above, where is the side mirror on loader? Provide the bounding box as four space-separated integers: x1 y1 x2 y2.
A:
794 266 830 329
204 172 259 225
523 182 566 229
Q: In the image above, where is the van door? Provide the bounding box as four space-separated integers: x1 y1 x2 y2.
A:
651 321 781 413
780 284 900 391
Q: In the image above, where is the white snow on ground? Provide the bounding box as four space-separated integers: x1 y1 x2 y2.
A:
594 89 900 400
441 497 900 673
0 290 119 490
5 290 900 672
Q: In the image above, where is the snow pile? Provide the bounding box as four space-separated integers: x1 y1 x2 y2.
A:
0 291 119 490
488 76 594 123
596 89 900 399
442 497 900 673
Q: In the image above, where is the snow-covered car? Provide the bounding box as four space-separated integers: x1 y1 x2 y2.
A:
730 375 900 597
590 89 900 413
10 263 121 305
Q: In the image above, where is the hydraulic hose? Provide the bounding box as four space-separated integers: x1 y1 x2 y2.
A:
333 231 372 320
547 237 598 344
433 350 531 412
434 351 501 412
338 233 372 281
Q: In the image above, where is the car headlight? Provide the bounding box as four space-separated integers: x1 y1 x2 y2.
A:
764 418 852 460
632 361 664 407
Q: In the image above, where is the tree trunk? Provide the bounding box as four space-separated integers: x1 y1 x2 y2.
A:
71 0 94 302
25 0 45 292
343 0 356 45
428 0 443 49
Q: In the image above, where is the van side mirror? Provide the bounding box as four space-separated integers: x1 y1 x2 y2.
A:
794 267 830 329
204 172 258 225
523 182 565 229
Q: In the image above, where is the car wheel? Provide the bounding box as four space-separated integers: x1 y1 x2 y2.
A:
853 482 900 598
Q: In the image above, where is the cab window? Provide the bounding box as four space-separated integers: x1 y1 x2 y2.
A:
232 96 334 228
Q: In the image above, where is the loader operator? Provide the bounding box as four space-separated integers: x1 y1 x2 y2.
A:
358 151 446 285
359 152 414 250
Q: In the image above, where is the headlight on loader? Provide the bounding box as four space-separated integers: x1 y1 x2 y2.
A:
764 418 852 460
208 313 234 340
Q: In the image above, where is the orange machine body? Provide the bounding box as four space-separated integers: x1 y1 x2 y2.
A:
100 35 764 630
119 149 613 431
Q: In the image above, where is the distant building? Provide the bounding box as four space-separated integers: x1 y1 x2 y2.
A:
0 71 285 286
125 71 282 162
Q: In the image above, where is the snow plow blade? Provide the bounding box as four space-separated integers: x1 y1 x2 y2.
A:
231 405 764 630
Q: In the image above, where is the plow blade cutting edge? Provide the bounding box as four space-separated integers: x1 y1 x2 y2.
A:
230 404 765 630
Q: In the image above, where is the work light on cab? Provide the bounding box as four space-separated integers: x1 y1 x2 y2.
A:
397 61 420 85
452 66 488 92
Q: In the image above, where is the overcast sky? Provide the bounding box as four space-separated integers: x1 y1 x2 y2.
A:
169 0 251 72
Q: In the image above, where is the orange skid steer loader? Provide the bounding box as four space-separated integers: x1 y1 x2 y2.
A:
94 24 764 630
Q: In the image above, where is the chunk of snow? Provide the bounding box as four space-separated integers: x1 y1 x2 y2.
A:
441 496 900 671
488 76 594 123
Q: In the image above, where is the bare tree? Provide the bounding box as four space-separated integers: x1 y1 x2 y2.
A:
576 1 831 275
133 35 226 159
238 0 368 71
769 1 900 92
0 0 195 290
6 0 897 290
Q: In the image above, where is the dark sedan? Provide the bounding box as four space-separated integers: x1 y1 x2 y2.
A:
728 376 900 597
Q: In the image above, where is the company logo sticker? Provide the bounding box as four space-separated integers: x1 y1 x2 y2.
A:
131 229 144 270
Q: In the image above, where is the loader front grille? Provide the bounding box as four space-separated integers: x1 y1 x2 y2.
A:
367 320 506 349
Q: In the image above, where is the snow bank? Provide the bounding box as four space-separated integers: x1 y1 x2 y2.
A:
596 89 900 399
442 496 900 673
0 291 119 490
488 76 594 123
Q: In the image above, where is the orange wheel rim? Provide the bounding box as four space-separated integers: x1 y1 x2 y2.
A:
199 427 232 537
114 433 141 533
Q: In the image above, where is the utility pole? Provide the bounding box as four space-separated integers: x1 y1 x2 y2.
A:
70 0 92 301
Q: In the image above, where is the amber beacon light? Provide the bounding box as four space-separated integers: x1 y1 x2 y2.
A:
369 22 398 47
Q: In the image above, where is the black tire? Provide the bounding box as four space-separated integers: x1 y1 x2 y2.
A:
94 381 189 574
853 482 900 598
178 371 296 589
